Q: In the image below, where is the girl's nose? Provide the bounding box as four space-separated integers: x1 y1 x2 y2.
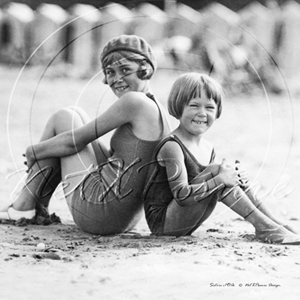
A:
115 73 124 82
110 73 124 88
196 107 206 116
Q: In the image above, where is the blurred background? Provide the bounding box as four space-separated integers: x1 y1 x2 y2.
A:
0 0 300 223
1 0 300 93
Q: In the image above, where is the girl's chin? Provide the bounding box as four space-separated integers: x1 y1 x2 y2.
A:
114 88 130 97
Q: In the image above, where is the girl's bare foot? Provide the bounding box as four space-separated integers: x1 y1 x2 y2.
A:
0 204 36 221
256 226 300 245
282 223 299 235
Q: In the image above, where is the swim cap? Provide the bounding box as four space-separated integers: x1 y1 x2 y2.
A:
100 35 157 71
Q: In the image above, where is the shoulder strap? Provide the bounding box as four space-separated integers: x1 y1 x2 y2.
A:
154 134 215 167
146 93 171 137
152 135 182 159
209 148 216 163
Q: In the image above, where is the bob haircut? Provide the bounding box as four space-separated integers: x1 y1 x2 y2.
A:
168 73 223 119
102 50 155 84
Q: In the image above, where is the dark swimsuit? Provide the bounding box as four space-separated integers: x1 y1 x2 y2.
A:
69 94 170 235
143 135 221 235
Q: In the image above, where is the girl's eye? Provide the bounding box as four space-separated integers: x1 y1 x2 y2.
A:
106 70 113 76
207 106 215 110
122 68 132 74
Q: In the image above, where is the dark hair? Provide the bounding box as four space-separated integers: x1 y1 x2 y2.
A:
102 50 155 84
168 73 223 119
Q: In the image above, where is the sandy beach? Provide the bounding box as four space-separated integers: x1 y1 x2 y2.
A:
1 65 300 300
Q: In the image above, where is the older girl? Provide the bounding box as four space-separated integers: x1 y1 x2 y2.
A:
0 35 170 235
143 72 300 244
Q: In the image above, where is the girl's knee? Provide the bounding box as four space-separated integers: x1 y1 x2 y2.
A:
65 106 91 124
50 107 85 133
52 107 74 120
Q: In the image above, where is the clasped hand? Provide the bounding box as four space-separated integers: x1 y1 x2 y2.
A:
214 159 250 188
23 146 36 172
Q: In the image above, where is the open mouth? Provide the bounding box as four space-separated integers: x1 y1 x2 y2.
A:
115 86 129 92
193 120 207 124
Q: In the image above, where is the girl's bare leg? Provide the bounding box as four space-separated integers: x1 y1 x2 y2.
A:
58 107 109 198
236 162 298 234
6 113 64 212
243 187 299 234
1 106 109 214
163 196 218 236
220 187 300 244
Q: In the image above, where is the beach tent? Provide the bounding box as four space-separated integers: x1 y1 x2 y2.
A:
167 3 202 38
196 3 243 81
200 2 241 43
238 1 276 55
67 4 101 75
99 2 134 48
132 3 167 45
0 8 3 53
278 0 300 77
130 2 169 69
0 2 35 64
30 3 70 65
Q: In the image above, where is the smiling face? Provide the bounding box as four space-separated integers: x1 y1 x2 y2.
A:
105 58 148 98
168 73 223 121
179 94 217 137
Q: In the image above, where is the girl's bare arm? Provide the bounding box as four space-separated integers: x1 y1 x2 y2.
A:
25 92 148 169
159 142 225 206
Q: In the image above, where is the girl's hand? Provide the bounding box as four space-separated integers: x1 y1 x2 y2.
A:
23 146 36 172
235 160 250 188
215 159 239 188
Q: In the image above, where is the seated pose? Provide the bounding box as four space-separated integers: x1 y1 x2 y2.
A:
0 35 170 235
143 72 300 244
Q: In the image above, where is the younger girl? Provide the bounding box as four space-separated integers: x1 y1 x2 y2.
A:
0 35 170 235
143 72 300 244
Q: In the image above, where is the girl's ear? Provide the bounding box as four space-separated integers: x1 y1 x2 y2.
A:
139 69 147 78
137 64 148 79
138 61 152 80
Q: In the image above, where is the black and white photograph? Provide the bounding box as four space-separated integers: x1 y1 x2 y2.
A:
0 0 300 299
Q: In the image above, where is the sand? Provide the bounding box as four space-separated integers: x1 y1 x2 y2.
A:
1 65 300 300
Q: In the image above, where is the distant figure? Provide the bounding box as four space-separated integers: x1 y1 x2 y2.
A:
164 35 192 70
